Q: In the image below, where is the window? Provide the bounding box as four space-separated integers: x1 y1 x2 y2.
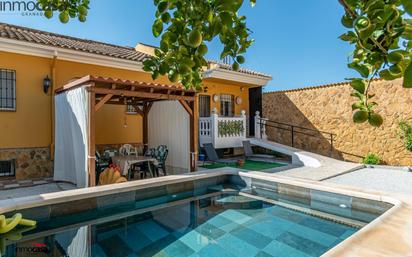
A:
0 69 16 111
220 94 234 117
126 105 137 115
199 95 211 117
0 159 15 177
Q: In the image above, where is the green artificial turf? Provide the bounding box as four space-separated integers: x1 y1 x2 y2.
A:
202 160 286 171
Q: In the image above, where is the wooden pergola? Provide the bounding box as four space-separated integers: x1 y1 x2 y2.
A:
55 75 198 186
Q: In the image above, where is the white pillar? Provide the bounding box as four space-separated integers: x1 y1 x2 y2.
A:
241 110 247 138
212 108 219 146
254 111 261 139
254 111 268 140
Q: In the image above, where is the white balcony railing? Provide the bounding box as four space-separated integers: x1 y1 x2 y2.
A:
199 110 247 149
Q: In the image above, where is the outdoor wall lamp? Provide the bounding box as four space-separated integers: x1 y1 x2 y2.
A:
43 75 51 94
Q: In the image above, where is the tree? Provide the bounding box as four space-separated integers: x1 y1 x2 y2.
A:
339 0 412 127
38 0 412 127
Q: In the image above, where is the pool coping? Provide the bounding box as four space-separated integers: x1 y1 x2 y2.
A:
0 168 410 257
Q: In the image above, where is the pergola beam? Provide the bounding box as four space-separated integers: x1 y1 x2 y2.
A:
95 94 113 112
179 100 193 116
92 87 195 102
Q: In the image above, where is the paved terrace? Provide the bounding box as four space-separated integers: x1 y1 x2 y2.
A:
249 139 364 181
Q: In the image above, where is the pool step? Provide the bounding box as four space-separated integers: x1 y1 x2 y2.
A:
239 192 367 228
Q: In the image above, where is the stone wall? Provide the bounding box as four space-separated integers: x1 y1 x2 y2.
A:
0 147 52 180
263 78 412 166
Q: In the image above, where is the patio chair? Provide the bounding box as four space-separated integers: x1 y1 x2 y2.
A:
242 140 275 160
203 143 238 164
154 145 168 176
119 144 138 156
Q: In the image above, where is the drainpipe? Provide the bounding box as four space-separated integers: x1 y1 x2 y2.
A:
50 50 58 160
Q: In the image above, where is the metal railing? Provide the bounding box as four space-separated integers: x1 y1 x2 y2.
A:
258 118 336 157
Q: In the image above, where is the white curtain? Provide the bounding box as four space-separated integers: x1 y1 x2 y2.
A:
55 226 89 257
54 87 89 188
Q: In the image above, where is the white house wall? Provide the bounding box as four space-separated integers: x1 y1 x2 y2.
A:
148 101 190 170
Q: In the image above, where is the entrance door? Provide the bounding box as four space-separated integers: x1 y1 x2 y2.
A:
199 95 211 117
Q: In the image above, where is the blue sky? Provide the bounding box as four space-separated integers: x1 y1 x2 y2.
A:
0 0 357 91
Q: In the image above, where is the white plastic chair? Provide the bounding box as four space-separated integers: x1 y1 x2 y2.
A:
119 144 138 156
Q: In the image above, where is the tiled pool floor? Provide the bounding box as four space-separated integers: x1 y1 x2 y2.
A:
90 198 357 257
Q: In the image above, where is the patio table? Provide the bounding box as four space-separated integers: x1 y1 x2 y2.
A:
111 156 158 177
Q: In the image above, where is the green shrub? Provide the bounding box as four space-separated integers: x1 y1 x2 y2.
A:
399 121 412 152
362 153 381 165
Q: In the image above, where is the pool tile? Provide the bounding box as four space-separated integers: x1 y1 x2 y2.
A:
217 233 260 257
179 230 211 252
91 243 108 257
163 240 195 257
207 214 233 228
254 251 275 257
50 198 97 217
263 241 312 257
97 191 135 210
275 232 328 257
197 244 237 257
135 185 167 201
135 220 170 242
98 235 134 257
230 226 272 249
118 226 152 252
219 209 252 224
298 216 349 238
288 223 338 247
247 218 291 239
195 223 226 240
137 234 178 257
339 229 357 240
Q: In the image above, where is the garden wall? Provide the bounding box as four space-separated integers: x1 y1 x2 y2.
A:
263 78 412 166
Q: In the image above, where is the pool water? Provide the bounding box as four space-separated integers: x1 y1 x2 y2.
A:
3 192 358 257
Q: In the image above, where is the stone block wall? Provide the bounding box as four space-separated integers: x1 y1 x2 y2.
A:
263 78 412 166
0 147 53 180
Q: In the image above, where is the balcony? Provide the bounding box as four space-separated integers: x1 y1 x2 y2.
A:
199 110 247 149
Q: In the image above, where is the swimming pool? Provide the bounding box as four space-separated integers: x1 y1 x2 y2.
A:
0 173 393 257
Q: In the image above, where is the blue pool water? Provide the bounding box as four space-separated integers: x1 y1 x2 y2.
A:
3 192 358 257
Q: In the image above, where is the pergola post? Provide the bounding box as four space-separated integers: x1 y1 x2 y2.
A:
190 96 199 172
142 102 153 147
87 86 96 187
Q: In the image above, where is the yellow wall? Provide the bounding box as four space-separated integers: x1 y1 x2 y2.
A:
201 80 250 116
0 51 252 148
0 52 52 148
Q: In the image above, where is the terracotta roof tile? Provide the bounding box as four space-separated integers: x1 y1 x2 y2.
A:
0 22 148 62
0 22 272 79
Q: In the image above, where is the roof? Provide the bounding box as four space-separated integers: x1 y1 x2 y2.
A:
264 78 384 94
208 60 272 79
0 23 148 62
0 23 271 80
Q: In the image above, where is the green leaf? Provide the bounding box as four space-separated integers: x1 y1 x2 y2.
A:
402 0 412 16
348 63 370 78
403 62 412 88
351 79 366 93
152 19 163 38
339 31 357 42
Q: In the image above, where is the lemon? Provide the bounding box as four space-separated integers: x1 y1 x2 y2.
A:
59 12 69 24
197 44 208 56
353 110 368 123
78 6 88 16
236 56 245 64
44 10 53 19
188 30 202 48
368 113 383 127
78 15 86 22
